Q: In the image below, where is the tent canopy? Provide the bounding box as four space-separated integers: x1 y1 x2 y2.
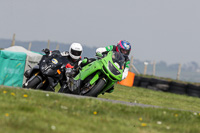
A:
0 46 42 87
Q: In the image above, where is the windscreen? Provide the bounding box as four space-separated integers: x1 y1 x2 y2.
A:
112 51 125 69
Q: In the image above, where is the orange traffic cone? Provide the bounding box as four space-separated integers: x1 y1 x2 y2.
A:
117 71 135 87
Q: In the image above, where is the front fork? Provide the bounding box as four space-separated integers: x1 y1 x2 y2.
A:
24 71 47 89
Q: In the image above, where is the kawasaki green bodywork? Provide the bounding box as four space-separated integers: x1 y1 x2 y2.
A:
74 51 124 94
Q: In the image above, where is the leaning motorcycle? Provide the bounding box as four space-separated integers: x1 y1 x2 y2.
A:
65 51 125 97
23 49 68 91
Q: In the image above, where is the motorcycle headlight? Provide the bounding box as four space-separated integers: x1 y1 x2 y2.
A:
108 61 121 75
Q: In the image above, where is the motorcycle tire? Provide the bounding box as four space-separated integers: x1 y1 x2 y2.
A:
24 76 41 89
84 79 105 97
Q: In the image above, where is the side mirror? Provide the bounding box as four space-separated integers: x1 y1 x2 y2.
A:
42 48 50 55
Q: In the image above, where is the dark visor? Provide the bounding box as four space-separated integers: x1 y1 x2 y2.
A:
120 49 130 56
71 49 82 56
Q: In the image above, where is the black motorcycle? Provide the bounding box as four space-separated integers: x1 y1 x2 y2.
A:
23 49 68 91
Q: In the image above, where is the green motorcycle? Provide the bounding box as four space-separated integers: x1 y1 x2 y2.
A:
67 51 125 97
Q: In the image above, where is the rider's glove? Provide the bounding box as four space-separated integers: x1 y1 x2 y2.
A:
61 51 69 56
96 52 103 58
65 68 72 74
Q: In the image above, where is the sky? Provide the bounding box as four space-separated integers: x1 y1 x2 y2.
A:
0 0 200 64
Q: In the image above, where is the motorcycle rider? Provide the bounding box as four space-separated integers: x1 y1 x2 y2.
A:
61 43 83 82
46 42 83 68
58 42 83 92
95 40 131 93
61 42 83 69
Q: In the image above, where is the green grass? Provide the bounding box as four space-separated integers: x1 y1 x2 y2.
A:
0 86 200 133
99 84 200 112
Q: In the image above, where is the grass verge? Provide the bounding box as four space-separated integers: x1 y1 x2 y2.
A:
99 84 200 112
0 86 200 133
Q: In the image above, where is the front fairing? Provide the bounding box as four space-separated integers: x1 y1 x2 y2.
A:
39 53 66 79
74 60 103 81
101 51 124 81
24 65 40 78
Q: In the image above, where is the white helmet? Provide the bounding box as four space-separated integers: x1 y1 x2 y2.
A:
69 43 83 60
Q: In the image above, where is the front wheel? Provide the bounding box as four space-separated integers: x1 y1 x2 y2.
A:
23 76 42 89
83 79 106 97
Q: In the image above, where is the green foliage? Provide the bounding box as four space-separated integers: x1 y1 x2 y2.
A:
0 86 200 133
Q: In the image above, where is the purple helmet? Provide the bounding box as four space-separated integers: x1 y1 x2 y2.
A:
116 40 131 57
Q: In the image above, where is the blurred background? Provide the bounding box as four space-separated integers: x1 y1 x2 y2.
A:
1 0 200 82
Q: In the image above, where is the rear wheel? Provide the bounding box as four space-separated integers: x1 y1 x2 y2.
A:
82 79 106 97
24 76 42 89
